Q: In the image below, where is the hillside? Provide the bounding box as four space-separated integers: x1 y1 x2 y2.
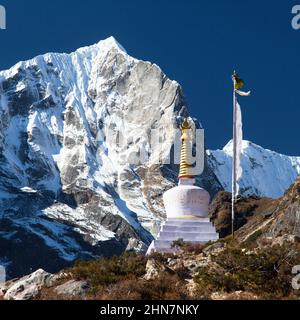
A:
2 177 300 300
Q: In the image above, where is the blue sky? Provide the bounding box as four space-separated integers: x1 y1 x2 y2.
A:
0 0 299 155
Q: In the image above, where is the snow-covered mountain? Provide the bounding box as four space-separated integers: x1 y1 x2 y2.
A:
0 37 299 279
0 37 196 278
207 140 300 198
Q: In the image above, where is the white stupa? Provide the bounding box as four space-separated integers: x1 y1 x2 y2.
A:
147 119 219 254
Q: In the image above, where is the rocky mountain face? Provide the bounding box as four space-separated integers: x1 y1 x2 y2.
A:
0 37 299 280
209 176 300 245
0 37 192 279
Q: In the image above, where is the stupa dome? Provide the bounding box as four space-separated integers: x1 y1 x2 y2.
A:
163 183 210 218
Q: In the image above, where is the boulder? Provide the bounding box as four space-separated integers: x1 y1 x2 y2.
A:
203 241 225 255
54 280 89 299
144 259 165 280
4 269 53 300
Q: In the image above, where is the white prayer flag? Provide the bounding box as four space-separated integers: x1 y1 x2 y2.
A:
235 101 243 195
235 89 251 97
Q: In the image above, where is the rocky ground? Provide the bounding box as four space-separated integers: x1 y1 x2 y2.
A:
1 241 299 300
1 177 300 301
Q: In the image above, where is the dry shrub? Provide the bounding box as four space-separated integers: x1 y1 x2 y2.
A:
147 251 176 263
194 243 300 299
70 252 146 294
183 243 206 254
99 273 189 300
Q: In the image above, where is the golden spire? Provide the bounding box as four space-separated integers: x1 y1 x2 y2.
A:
178 118 194 179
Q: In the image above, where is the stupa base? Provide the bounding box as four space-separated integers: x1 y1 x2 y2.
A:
146 218 219 255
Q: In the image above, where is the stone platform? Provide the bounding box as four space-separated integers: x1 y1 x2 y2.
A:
146 218 219 254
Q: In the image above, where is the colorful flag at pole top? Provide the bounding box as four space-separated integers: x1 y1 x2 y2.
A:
232 70 251 96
